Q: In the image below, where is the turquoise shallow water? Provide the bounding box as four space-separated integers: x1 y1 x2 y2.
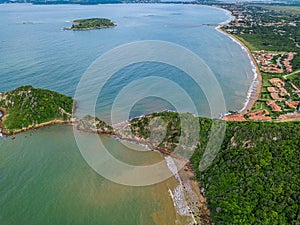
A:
0 3 255 225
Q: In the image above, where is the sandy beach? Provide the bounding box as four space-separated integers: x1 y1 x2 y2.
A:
216 24 263 115
114 121 211 225
177 164 211 225
165 156 211 225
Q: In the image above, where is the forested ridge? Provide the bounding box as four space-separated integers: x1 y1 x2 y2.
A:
129 112 300 224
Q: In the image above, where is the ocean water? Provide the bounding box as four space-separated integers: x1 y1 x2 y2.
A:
0 126 189 225
0 3 255 225
0 3 254 119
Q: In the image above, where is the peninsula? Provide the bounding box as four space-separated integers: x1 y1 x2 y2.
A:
65 18 116 30
0 86 299 225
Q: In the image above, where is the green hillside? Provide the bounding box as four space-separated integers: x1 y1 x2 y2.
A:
0 86 74 134
128 111 300 225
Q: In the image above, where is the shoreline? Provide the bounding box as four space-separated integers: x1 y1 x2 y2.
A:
0 108 73 136
0 7 274 224
113 121 210 225
230 34 262 115
2 120 73 136
64 24 116 31
0 108 4 137
215 7 262 115
0 109 208 223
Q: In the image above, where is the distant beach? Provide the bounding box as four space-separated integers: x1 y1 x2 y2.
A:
215 7 262 115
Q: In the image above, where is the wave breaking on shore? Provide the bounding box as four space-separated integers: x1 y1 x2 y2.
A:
166 156 198 224
216 26 260 115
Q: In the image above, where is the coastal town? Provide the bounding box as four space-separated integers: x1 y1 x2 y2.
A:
219 3 299 36
216 2 300 122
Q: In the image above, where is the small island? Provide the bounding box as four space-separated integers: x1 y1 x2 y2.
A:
65 18 116 31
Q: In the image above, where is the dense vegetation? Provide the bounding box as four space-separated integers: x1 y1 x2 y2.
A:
0 86 74 133
192 120 300 225
128 111 300 225
67 18 116 30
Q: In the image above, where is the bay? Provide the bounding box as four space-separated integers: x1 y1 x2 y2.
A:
0 3 254 225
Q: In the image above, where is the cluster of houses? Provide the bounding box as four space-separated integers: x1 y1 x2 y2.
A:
221 5 297 35
218 4 300 122
267 78 288 101
266 100 282 112
223 77 299 121
266 78 299 112
254 51 297 74
247 109 271 121
284 53 295 73
220 3 298 35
